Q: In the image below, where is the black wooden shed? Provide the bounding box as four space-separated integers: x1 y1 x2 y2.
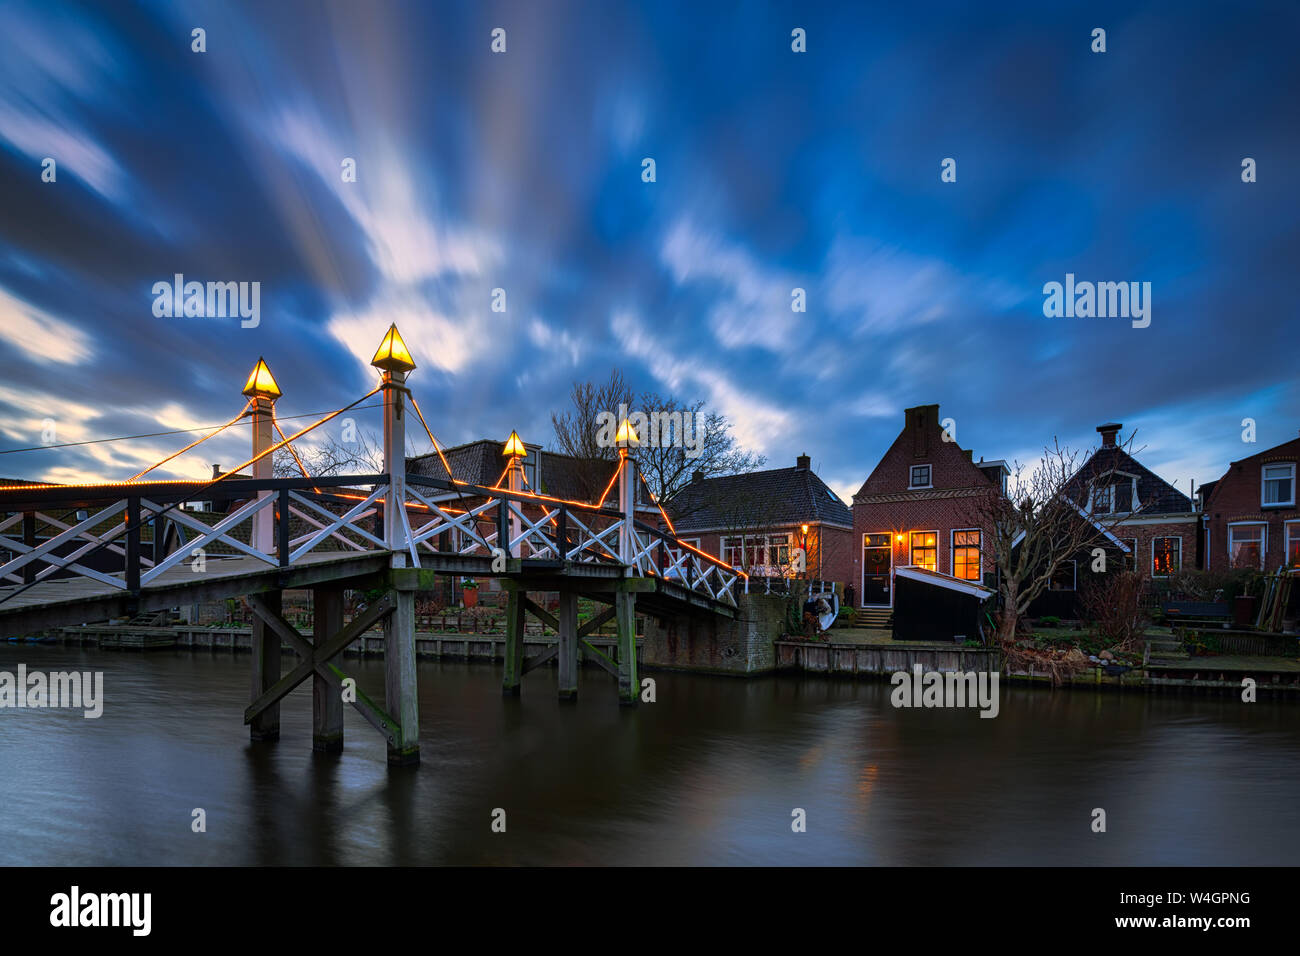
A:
891 566 995 643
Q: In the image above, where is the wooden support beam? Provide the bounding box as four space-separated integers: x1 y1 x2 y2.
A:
313 587 344 753
384 584 419 766
578 604 616 638
521 596 559 632
502 589 525 696
521 643 559 675
243 591 394 725
315 592 395 664
317 662 400 748
250 589 282 740
247 593 313 659
579 639 618 677
558 590 578 700
616 589 638 706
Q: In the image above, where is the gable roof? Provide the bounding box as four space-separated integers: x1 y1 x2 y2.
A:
852 404 1005 503
668 465 852 532
1066 445 1192 515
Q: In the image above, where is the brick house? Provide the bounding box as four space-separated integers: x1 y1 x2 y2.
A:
666 454 853 586
851 404 1008 608
1064 422 1199 581
1198 432 1300 572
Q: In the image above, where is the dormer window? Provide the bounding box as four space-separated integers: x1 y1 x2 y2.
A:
1091 473 1137 513
909 464 932 489
1262 463 1295 508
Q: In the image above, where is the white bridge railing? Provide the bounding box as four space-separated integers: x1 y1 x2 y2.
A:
0 474 742 609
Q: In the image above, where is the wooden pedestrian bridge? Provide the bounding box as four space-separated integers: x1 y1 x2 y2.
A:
0 325 746 765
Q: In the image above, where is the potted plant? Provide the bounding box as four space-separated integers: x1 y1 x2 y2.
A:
461 578 480 608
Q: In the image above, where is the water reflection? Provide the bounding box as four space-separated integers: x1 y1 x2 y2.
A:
0 646 1296 865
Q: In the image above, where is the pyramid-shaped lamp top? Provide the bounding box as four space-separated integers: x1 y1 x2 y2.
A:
615 418 640 448
503 430 526 458
242 357 282 399
370 323 416 373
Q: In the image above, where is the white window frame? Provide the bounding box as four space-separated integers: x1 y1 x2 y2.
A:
1285 521 1300 570
909 529 939 571
950 528 982 581
1227 521 1267 570
1262 462 1296 508
1151 535 1181 578
909 464 932 489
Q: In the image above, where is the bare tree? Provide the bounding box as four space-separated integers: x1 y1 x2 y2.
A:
550 370 634 500
632 392 765 506
273 429 384 478
968 436 1149 647
549 370 765 505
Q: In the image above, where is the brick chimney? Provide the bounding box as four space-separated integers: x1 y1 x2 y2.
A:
906 404 939 458
1097 423 1122 448
211 464 223 479
691 469 704 483
796 453 811 470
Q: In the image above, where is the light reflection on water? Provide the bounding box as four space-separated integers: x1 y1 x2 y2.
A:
0 645 1297 865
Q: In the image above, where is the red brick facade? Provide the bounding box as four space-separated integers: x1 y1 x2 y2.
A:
1202 435 1300 572
851 405 1005 607
680 523 854 586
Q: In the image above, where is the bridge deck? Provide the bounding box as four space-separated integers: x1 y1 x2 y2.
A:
0 550 735 636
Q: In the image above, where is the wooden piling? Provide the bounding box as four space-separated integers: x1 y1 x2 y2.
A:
502 588 525 696
384 581 419 766
250 589 281 741
616 588 638 706
558 590 578 700
312 587 344 753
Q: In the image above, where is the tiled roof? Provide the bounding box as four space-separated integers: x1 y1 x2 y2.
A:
407 441 635 505
667 466 852 531
1067 446 1193 515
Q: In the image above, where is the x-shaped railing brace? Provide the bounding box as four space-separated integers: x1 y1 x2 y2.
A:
243 592 402 749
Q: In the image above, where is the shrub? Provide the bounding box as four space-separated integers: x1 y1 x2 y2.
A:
1080 570 1147 652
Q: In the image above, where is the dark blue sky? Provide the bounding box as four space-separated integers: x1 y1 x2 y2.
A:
0 0 1296 501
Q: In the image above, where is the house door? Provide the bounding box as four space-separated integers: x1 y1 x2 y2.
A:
862 533 892 606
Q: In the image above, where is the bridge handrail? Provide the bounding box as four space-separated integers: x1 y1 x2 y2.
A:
0 474 391 510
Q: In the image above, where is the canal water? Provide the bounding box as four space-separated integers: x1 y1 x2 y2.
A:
1 645 1297 865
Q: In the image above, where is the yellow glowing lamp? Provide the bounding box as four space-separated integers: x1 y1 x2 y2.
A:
503 430 526 458
801 524 810 536
896 534 905 543
615 418 640 449
370 323 416 373
242 357 281 399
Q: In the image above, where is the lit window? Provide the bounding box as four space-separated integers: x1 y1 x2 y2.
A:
1286 523 1300 570
910 531 937 571
1263 463 1296 507
952 529 981 580
909 465 932 489
1228 524 1265 570
1152 537 1181 577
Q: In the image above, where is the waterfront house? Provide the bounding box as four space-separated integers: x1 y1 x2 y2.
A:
1198 431 1300 572
850 404 1008 608
1062 422 1200 578
666 455 853 587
